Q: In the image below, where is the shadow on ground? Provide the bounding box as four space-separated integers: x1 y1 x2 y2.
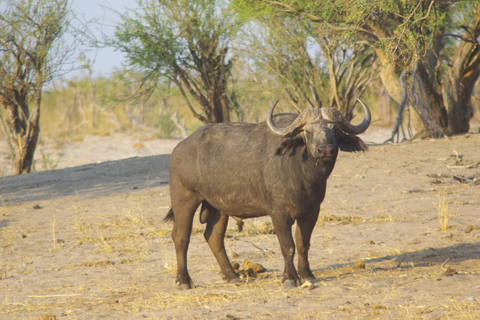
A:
314 242 480 275
0 154 170 204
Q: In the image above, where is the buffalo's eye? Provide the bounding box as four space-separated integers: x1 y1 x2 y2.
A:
328 123 338 131
305 129 313 135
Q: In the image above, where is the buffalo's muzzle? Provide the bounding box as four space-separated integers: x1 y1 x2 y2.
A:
317 144 335 159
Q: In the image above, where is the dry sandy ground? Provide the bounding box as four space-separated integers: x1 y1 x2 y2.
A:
1 128 480 319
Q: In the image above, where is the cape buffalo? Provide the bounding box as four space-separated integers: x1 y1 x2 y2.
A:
165 99 371 289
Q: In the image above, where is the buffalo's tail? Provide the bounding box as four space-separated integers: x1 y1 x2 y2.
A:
235 218 244 233
164 208 175 222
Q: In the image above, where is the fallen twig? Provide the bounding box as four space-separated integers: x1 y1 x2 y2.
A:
441 258 452 269
237 238 275 254
453 173 480 184
451 151 463 162
426 172 451 179
467 161 480 169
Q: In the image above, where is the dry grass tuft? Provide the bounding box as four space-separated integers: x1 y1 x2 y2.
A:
436 188 450 231
319 214 364 225
442 300 480 319
226 219 275 237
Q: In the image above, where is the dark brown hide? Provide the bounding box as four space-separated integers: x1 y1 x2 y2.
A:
166 101 370 289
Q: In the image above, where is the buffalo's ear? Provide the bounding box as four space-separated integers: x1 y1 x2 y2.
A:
275 135 305 156
338 133 368 152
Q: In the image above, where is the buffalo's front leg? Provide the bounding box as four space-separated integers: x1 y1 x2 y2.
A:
204 209 239 282
271 213 301 287
295 211 320 280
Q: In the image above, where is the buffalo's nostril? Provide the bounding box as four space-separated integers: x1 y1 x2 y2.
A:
317 145 334 158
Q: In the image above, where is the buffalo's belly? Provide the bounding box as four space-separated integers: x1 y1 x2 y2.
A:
200 186 268 218
196 143 268 217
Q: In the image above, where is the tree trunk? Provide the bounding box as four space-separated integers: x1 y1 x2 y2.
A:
209 49 231 123
374 49 427 134
415 62 448 129
374 48 449 136
8 92 41 175
444 71 480 135
14 126 39 175
209 84 230 123
377 54 403 105
174 51 232 124
443 20 480 135
366 19 448 137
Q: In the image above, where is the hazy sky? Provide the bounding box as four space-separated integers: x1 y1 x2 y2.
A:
70 0 138 79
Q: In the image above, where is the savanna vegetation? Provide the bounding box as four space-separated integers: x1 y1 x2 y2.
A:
0 0 76 174
1 0 480 175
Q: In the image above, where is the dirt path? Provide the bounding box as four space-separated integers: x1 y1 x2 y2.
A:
1 132 480 319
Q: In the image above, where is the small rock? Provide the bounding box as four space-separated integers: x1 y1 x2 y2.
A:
38 313 56 320
354 260 365 269
33 204 42 209
245 268 255 277
465 225 478 233
443 266 458 277
242 261 266 273
232 262 240 271
370 304 387 310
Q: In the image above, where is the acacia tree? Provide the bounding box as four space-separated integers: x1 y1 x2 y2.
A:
239 0 480 138
244 15 378 120
0 0 75 174
107 0 240 124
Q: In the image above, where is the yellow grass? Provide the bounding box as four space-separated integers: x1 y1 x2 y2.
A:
437 188 450 231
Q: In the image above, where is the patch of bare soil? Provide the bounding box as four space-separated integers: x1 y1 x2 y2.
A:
1 131 480 319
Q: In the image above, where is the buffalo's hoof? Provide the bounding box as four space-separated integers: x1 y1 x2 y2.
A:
177 283 191 290
282 280 297 288
227 277 241 284
299 271 315 280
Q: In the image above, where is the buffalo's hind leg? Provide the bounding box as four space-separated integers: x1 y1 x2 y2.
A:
203 204 239 283
170 193 202 289
295 211 320 280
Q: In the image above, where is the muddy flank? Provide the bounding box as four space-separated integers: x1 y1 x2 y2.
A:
1 132 480 319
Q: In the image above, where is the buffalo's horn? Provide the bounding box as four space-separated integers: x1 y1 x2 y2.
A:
320 98 371 135
266 100 321 137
